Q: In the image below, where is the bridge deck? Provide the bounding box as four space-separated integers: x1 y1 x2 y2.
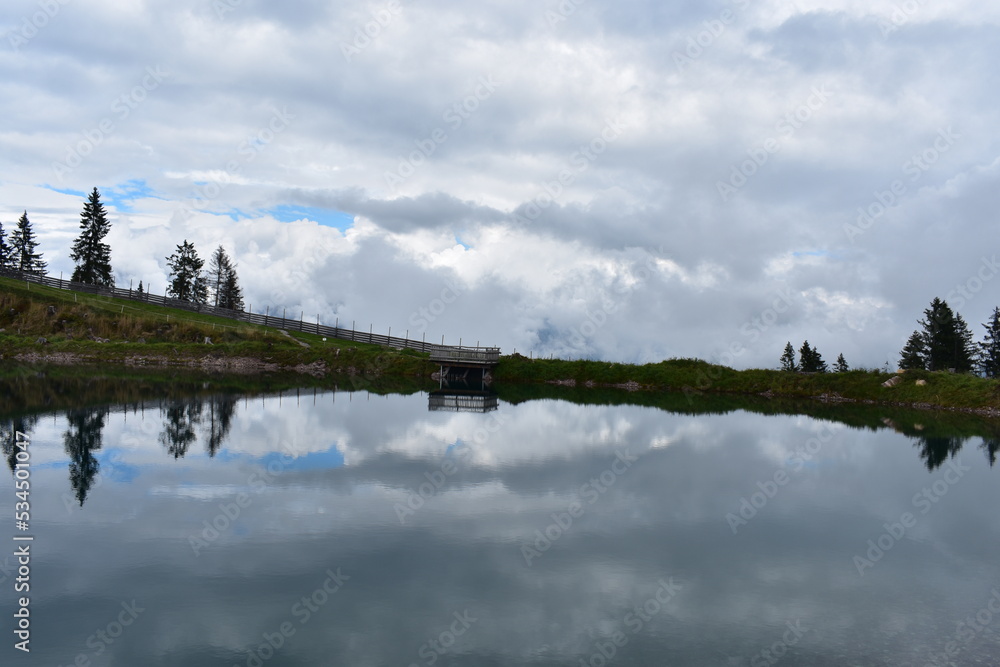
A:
428 347 501 366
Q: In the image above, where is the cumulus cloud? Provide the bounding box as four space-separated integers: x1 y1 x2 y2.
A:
2 0 998 366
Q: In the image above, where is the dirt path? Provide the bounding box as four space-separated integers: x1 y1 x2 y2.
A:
278 330 311 348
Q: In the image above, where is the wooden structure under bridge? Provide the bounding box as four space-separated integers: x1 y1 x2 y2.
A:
429 346 501 383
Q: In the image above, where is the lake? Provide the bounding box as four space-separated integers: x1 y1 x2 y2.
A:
2 371 1000 666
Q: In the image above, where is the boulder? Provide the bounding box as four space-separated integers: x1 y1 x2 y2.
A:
882 376 903 388
915 379 928 386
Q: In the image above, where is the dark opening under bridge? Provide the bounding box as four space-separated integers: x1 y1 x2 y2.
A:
1 269 501 373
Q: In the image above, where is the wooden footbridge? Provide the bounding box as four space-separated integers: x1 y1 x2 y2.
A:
1 269 501 373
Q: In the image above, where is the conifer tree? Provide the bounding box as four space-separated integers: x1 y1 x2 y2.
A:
955 313 976 373
0 220 12 270
166 240 207 304
220 264 244 311
780 342 797 371
207 245 243 309
834 353 849 373
899 330 927 370
979 307 1000 378
10 211 46 275
70 187 114 286
918 298 975 372
136 280 145 298
799 340 828 373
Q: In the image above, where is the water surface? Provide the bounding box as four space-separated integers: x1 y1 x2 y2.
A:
2 376 999 666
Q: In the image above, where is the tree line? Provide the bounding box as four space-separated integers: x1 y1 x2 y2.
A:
779 297 1000 377
899 297 1000 377
0 187 243 310
779 340 849 373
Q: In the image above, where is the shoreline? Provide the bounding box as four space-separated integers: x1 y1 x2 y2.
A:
7 347 1000 420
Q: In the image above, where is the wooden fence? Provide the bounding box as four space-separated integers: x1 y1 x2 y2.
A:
0 268 500 360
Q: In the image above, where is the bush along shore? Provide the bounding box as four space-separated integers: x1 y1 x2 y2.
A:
2 277 999 416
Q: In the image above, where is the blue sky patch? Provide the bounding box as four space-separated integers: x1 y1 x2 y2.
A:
43 185 87 198
267 205 355 231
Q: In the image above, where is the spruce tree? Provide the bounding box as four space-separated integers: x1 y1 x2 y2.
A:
780 342 797 371
10 211 46 275
799 340 827 373
899 330 927 370
220 264 244 311
0 221 12 270
207 245 242 309
918 298 975 372
955 313 976 373
834 353 849 373
166 240 207 304
979 307 1000 378
70 187 114 286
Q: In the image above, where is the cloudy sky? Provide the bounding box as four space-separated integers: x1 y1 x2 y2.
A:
2 0 998 367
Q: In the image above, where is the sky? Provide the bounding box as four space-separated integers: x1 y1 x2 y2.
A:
1 0 999 368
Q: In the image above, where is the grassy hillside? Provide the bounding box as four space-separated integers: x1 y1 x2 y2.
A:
0 276 436 377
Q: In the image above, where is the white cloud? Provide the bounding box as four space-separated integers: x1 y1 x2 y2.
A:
2 0 998 367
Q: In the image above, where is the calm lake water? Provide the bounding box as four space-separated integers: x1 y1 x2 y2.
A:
2 376 1000 666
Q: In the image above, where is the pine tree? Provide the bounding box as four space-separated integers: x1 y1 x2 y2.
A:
10 211 46 275
166 240 207 304
799 340 828 373
220 264 244 311
918 298 975 372
70 187 114 286
0 220 13 270
136 280 145 298
207 245 242 309
979 307 1000 378
955 313 976 373
899 330 927 370
780 342 797 371
834 353 849 372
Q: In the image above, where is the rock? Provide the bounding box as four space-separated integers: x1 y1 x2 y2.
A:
47 305 56 316
916 379 928 386
137 337 146 344
36 337 48 344
882 376 903 388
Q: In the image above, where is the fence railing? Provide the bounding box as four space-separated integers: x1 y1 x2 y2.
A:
0 268 500 360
